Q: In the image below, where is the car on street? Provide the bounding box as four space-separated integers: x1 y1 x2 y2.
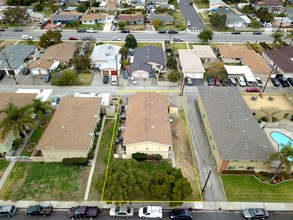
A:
86 28 97 33
246 87 260 92
214 78 220 86
77 28 86 33
69 37 79 40
52 97 61 107
185 77 193 85
231 31 241 35
0 73 5 81
169 209 193 220
44 74 51 83
237 76 246 87
228 77 237 86
174 37 183 42
103 75 109 84
253 31 262 35
287 77 293 86
0 28 5 31
121 30 130 33
26 204 53 216
255 77 263 87
14 27 23 32
112 37 121 41
127 76 138 85
68 206 99 220
278 77 290 87
139 206 162 219
242 208 269 219
22 67 30 75
22 35 33 40
186 20 191 26
168 30 178 34
271 78 280 87
0 205 17 217
158 30 167 34
109 206 134 218
207 76 214 87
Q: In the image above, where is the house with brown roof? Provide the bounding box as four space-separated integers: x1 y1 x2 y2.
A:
118 14 144 25
29 43 77 75
262 46 293 77
218 45 271 74
80 13 108 25
123 93 173 159
0 93 36 155
32 97 101 162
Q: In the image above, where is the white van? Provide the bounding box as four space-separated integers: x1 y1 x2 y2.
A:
22 35 33 40
138 206 163 219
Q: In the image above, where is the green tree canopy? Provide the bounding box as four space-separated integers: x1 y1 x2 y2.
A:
119 46 128 60
197 28 213 44
33 3 44 11
72 55 91 71
51 70 80 86
241 4 254 14
125 34 137 48
166 55 177 70
249 18 261 29
30 99 53 120
210 13 227 29
118 21 126 29
39 30 62 48
3 6 29 25
77 3 87 12
256 7 273 22
168 71 180 82
271 29 284 49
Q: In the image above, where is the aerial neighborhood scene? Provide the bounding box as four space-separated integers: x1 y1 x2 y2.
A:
0 0 292 218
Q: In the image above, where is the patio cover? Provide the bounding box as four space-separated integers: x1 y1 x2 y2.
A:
224 65 255 82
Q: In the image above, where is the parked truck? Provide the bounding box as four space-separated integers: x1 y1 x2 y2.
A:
68 206 99 220
26 204 53 216
138 206 163 219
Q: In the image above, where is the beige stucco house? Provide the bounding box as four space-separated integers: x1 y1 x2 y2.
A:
0 93 37 155
32 97 101 162
197 87 275 173
123 93 173 159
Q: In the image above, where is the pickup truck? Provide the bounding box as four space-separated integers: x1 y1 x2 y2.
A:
68 206 99 220
138 206 163 219
86 28 97 33
26 204 53 216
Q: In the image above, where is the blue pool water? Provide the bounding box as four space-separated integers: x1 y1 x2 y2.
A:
270 131 293 161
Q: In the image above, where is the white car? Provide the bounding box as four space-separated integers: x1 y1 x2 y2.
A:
127 76 137 85
22 35 33 40
112 37 121 41
187 20 191 26
111 75 117 85
109 207 134 218
138 206 162 219
237 76 246 87
86 28 97 33
255 77 263 87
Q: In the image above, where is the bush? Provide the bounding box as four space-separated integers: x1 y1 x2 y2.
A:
12 138 23 150
167 71 180 82
62 157 89 166
222 170 255 175
260 116 268 122
132 152 147 161
146 154 162 160
88 147 95 160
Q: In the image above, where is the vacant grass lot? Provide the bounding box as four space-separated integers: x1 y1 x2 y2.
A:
137 42 162 48
171 42 188 53
0 160 9 179
0 162 89 201
221 175 293 202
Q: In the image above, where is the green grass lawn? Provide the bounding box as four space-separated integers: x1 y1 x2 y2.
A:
78 24 104 30
0 160 9 179
17 40 39 46
0 162 90 201
171 42 187 53
137 42 162 48
221 175 293 202
79 73 93 85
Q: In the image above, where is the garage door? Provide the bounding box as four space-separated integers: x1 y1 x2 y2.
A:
111 70 118 76
32 69 40 75
102 70 110 76
132 72 140 78
141 72 149 78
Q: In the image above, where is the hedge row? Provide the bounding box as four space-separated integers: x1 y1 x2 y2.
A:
132 152 162 161
62 157 89 166
222 170 255 175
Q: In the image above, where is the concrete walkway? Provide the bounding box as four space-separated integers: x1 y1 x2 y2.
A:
84 117 106 201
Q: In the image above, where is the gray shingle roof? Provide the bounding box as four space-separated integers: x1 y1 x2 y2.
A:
148 14 174 22
0 45 36 70
198 87 275 160
131 46 165 72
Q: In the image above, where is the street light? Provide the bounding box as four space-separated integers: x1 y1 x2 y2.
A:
1 53 18 85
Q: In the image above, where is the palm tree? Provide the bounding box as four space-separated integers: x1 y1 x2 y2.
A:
285 30 293 46
271 29 284 49
0 103 36 139
30 98 53 120
269 143 293 181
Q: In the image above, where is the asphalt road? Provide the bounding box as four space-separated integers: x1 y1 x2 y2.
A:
11 210 293 220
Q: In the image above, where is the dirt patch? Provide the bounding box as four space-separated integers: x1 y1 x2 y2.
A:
171 110 201 200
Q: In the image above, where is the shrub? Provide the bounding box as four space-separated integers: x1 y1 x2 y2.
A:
88 146 95 160
62 157 89 166
260 116 268 122
132 152 147 161
222 170 255 175
12 138 23 150
146 154 162 160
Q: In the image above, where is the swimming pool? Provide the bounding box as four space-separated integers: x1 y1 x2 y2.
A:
270 131 293 161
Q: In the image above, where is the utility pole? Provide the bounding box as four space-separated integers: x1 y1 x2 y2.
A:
262 64 276 93
2 53 18 85
201 170 212 195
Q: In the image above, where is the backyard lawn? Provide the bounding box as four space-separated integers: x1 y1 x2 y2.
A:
0 160 9 179
171 42 188 53
0 162 90 201
221 175 293 202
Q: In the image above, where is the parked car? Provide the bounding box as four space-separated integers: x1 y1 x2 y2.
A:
138 206 162 219
287 77 293 86
207 76 214 87
44 74 51 83
77 28 86 33
22 67 30 75
109 206 134 218
0 28 5 31
185 77 193 85
278 77 290 87
111 75 117 85
237 76 246 87
255 77 263 87
68 206 99 220
245 78 253 87
123 70 129 79
103 75 109 84
26 204 53 216
112 25 117 31
242 208 268 219
246 87 260 92
158 30 167 34
121 30 130 33
186 20 191 26
169 209 193 220
128 76 138 85
253 31 262 35
228 77 237 86
174 37 183 42
214 78 220 86
22 35 33 40
69 37 79 40
86 28 97 33
220 79 228 87
231 31 241 35
112 37 121 41
14 27 23 32
52 97 61 107
0 73 5 81
271 78 280 87
0 205 17 217
168 30 178 34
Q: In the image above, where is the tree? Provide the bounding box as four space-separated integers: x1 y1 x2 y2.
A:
119 46 128 60
285 30 293 46
0 103 36 139
241 4 254 14
168 71 180 82
197 28 213 44
166 55 177 70
149 167 193 203
271 29 284 49
269 143 293 181
152 18 161 29
249 18 261 29
33 3 44 11
256 7 273 22
77 3 87 12
210 13 227 29
39 30 62 48
51 70 80 86
118 21 126 29
3 6 29 25
125 34 137 48
30 99 53 120
72 55 91 71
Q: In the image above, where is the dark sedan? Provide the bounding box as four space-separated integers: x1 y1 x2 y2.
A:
169 209 192 220
271 78 280 87
103 75 109 84
287 77 293 86
278 77 290 87
44 74 51 83
207 76 214 87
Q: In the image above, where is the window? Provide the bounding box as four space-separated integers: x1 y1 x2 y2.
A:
239 166 244 168
250 160 258 162
228 166 236 170
247 166 255 170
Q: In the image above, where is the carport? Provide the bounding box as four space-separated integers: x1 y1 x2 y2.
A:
224 65 256 82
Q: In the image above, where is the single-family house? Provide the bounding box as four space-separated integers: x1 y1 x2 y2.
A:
150 0 168 5
158 4 175 10
80 13 107 24
197 87 275 173
253 0 284 13
148 14 174 25
209 0 226 11
29 43 77 75
118 14 144 25
262 46 293 77
51 11 82 24
32 97 101 162
0 93 37 155
90 44 121 76
191 45 217 63
0 45 36 76
130 45 165 78
178 49 205 79
226 14 251 27
273 17 293 27
123 93 173 159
